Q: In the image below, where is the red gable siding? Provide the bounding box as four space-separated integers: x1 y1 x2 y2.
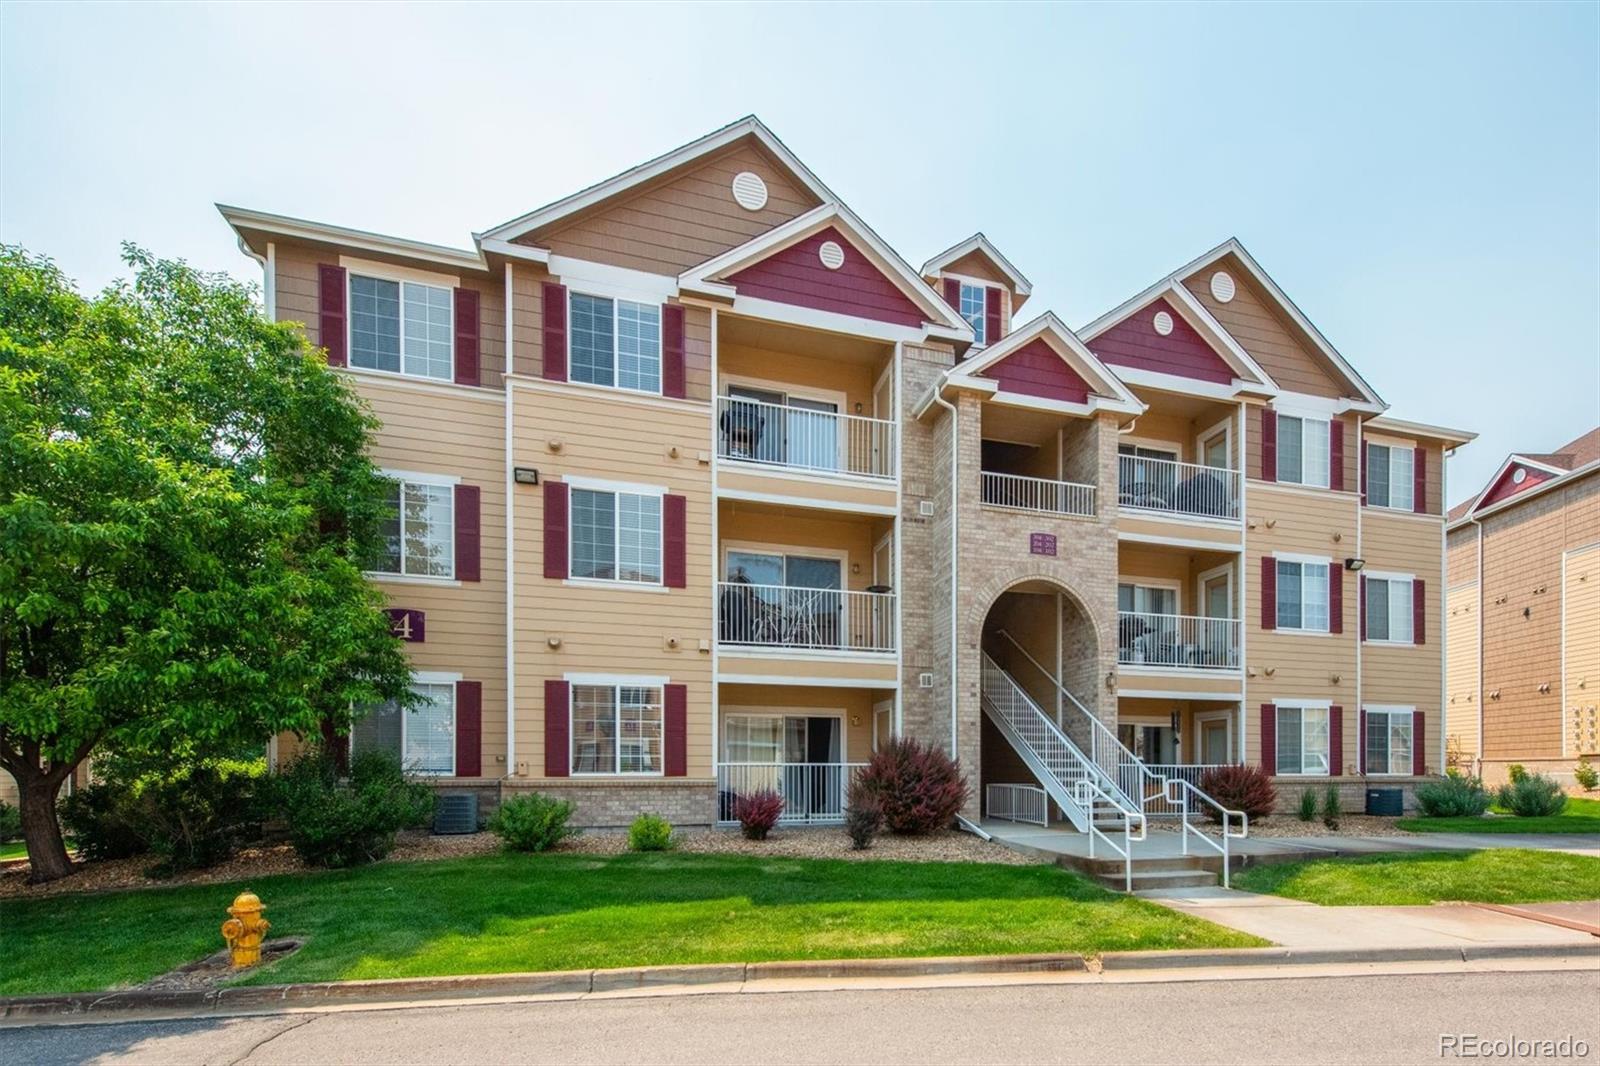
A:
1478 463 1557 509
725 226 925 328
981 338 1091 403
1089 297 1234 385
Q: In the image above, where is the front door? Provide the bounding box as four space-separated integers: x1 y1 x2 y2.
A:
1201 718 1231 764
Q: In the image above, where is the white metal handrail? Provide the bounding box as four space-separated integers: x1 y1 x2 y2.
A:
980 471 1096 518
717 395 896 480
1164 777 1249 889
1117 455 1240 521
1118 611 1241 671
986 783 1048 827
715 762 866 825
716 582 896 653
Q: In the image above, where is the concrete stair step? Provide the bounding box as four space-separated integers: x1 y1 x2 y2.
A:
1093 868 1219 891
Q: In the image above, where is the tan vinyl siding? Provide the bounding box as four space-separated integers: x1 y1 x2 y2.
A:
523 142 821 275
1447 525 1478 587
942 251 1008 286
1245 409 1358 490
1181 260 1346 399
512 384 714 780
1360 509 1444 773
717 684 878 764
718 342 879 416
1446 581 1481 765
718 506 887 594
1565 543 1600 757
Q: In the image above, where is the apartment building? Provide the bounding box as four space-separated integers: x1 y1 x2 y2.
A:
1445 428 1600 787
219 115 1471 830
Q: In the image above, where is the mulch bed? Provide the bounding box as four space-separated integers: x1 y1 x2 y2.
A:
134 938 306 993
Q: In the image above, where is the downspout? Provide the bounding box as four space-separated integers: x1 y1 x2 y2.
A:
503 262 517 795
932 388 960 757
237 238 275 320
1470 513 1484 777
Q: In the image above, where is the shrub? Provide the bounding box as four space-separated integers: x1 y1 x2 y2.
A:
1415 774 1492 818
853 737 970 835
1296 789 1318 822
1321 786 1343 830
59 783 147 861
1507 764 1528 785
1195 764 1277 824
488 793 577 853
274 750 435 868
1575 761 1599 792
1497 773 1568 818
734 790 784 840
628 813 674 851
0 800 19 843
844 778 883 850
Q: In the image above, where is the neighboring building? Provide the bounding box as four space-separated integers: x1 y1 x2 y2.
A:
1445 428 1600 787
212 115 1471 830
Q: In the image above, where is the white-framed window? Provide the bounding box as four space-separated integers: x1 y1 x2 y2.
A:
353 679 457 776
571 682 663 775
349 273 454 381
1275 557 1330 632
371 475 455 578
1275 704 1330 776
1364 706 1414 776
958 282 987 345
1277 413 1330 488
570 482 663 585
1365 574 1415 644
569 291 662 393
1366 443 1414 510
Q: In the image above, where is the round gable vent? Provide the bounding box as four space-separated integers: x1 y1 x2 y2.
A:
1210 270 1236 303
1512 467 1527 485
731 171 768 211
818 240 846 270
1152 310 1174 336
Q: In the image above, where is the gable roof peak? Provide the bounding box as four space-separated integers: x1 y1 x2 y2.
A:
920 232 1033 297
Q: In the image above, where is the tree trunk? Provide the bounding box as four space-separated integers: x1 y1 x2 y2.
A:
16 769 73 883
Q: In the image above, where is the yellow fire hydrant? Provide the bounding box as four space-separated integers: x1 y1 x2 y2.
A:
220 891 270 969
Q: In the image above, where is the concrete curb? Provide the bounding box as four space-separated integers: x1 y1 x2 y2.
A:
1099 941 1600 971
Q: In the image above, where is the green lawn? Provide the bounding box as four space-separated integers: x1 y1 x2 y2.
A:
1234 848 1600 906
0 851 1262 996
1396 795 1600 834
0 841 26 862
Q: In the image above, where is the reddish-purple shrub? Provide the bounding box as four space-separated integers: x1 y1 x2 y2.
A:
1196 764 1277 824
855 737 970 835
734 789 784 840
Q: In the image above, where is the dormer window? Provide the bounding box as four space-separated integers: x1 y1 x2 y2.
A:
959 283 988 345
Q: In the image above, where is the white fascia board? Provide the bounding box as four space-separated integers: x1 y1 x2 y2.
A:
1366 415 1478 447
1106 364 1254 402
477 237 551 264
727 295 930 344
918 233 1034 295
1077 279 1279 394
218 204 487 273
1455 453 1582 524
479 116 838 242
948 311 1144 411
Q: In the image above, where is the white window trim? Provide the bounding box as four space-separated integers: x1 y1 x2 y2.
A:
1273 553 1332 634
1365 441 1415 512
1274 701 1333 777
1194 710 1235 763
1196 563 1236 620
345 266 457 385
957 281 988 346
1363 571 1417 646
567 289 664 397
565 476 667 589
352 675 460 777
1196 416 1236 471
720 706 849 765
366 471 457 582
721 373 850 418
722 541 851 580
566 675 668 777
1118 436 1185 460
1275 410 1331 489
1363 704 1416 777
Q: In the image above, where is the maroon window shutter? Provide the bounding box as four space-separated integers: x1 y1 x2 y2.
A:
1261 409 1277 482
542 282 568 381
1358 709 1367 775
984 287 1002 344
1412 578 1426 645
320 718 349 775
454 484 480 582
543 481 569 579
455 681 482 777
1260 704 1277 773
1359 575 1368 641
1413 446 1427 515
1360 440 1370 505
662 303 686 399
1329 420 1345 492
1411 711 1426 775
942 277 960 309
318 264 347 367
453 287 480 386
664 684 688 777
544 680 570 777
1329 564 1343 634
1329 706 1344 777
663 493 687 588
1260 556 1277 630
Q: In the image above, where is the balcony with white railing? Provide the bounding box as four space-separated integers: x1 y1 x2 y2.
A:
1118 611 1241 671
716 762 866 825
716 395 896 481
980 471 1096 518
717 582 896 654
1117 455 1240 522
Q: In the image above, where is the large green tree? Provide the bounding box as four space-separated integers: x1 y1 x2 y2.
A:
0 245 413 882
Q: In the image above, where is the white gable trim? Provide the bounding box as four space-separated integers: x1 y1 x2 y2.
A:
1079 279 1278 394
478 116 836 243
919 233 1033 296
218 204 487 272
946 312 1144 416
1454 453 1572 523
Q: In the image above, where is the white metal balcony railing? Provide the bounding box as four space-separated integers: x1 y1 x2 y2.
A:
716 762 866 825
986 783 1049 827
1118 455 1240 521
716 395 895 480
1118 611 1241 671
717 582 896 653
980 471 1096 518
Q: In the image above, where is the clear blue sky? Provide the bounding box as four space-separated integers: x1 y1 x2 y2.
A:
3 2 1596 505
